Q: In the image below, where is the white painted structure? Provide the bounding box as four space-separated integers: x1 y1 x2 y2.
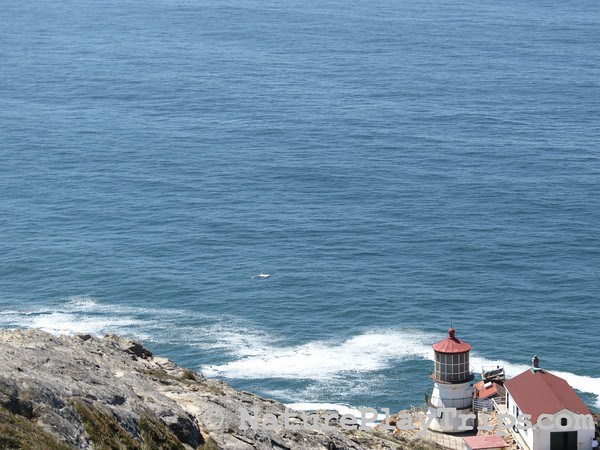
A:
504 357 595 450
426 327 475 433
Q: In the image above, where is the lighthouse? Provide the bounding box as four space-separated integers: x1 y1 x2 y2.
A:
425 327 475 433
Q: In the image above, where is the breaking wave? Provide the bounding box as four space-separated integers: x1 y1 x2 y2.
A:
202 330 433 380
2 297 599 408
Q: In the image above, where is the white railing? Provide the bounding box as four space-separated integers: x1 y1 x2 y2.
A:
473 397 494 411
491 397 507 416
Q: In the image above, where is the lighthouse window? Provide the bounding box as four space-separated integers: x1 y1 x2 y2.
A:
434 352 470 382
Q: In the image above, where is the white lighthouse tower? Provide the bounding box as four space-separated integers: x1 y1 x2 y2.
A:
425 327 475 433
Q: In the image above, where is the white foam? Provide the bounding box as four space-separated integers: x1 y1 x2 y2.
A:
66 296 98 309
202 329 433 380
546 370 600 409
470 355 600 408
0 297 268 354
188 324 274 357
204 328 600 408
1 297 157 338
251 273 271 279
469 355 530 378
3 301 599 409
22 312 141 336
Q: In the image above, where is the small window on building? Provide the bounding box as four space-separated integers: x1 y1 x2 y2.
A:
561 417 568 426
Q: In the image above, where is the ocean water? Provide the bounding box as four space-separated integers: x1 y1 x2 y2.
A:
1 0 599 413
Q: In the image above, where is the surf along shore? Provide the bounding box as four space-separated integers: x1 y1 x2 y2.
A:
1 328 597 450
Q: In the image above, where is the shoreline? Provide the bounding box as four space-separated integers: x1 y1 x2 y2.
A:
0 328 439 450
1 328 597 450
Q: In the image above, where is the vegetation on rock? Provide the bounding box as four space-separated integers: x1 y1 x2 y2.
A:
0 404 72 450
72 400 142 450
138 413 187 450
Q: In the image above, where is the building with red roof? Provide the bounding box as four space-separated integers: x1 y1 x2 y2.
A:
503 356 594 450
463 435 509 450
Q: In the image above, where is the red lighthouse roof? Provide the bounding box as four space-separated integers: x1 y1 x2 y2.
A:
432 327 472 353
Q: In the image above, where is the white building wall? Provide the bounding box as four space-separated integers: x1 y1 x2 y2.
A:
524 422 534 450
534 409 595 450
427 380 475 433
506 392 595 450
506 392 534 449
521 395 534 449
429 381 474 408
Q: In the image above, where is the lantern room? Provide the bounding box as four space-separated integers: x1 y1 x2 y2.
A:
432 327 473 383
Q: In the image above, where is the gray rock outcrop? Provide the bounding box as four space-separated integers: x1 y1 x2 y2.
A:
0 329 426 449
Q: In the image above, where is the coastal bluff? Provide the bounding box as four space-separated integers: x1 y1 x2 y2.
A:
0 329 437 450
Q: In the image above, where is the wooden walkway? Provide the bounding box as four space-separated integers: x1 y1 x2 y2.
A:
493 399 529 450
421 430 465 450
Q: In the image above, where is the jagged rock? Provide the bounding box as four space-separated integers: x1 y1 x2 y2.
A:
0 328 429 449
75 334 93 342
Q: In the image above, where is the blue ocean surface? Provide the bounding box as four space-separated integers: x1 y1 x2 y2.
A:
1 0 599 413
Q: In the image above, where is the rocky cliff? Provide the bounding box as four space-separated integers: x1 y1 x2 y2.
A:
0 329 437 450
